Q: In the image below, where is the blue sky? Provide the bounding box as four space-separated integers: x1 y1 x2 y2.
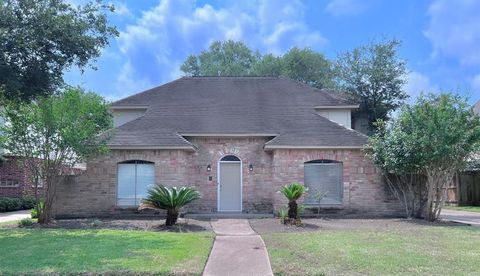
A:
64 0 480 103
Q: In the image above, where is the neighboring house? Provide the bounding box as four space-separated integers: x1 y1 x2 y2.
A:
446 100 480 205
0 155 44 198
54 77 402 218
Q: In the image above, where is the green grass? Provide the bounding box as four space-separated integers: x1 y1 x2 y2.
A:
263 226 480 275
0 220 20 227
444 205 480 213
0 228 214 275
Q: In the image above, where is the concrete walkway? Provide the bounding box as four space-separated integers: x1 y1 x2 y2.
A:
0 210 30 223
441 209 480 226
203 219 274 276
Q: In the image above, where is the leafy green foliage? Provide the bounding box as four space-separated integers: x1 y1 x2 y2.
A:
0 87 112 223
181 40 259 76
278 207 288 224
279 182 307 224
18 218 33 227
0 197 23 212
280 47 335 89
141 185 201 226
180 40 335 89
0 0 118 101
31 201 44 219
21 195 37 209
369 93 480 220
336 39 408 134
279 182 307 201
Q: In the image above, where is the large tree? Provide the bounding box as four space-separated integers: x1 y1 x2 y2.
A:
0 87 112 224
280 47 335 89
369 93 480 221
181 40 259 76
335 39 408 134
180 40 335 89
0 0 118 101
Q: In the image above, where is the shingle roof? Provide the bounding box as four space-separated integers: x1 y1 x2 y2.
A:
110 77 367 149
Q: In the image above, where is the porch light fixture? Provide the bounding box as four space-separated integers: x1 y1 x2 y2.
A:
207 164 211 172
249 164 253 171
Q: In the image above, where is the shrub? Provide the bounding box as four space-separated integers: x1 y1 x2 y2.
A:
278 207 288 224
30 208 38 219
21 195 37 209
18 218 33 227
31 201 44 219
140 185 201 226
279 182 307 225
0 196 40 212
92 219 103 227
0 197 23 212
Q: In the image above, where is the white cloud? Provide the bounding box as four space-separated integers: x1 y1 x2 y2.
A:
326 0 367 16
110 2 133 18
115 0 327 95
424 0 480 65
404 71 439 102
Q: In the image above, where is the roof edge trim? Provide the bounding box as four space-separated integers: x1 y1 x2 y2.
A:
314 105 359 109
109 145 195 151
264 145 366 150
110 105 149 110
180 133 278 137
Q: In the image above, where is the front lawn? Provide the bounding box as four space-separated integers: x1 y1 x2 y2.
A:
257 219 480 275
0 228 213 275
444 205 480 213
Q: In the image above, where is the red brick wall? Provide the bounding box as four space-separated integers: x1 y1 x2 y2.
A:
54 138 402 218
0 156 44 198
271 149 402 216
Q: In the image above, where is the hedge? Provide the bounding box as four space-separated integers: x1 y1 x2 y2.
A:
0 196 37 212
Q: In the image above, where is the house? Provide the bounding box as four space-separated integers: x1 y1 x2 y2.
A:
0 155 44 198
54 77 402 218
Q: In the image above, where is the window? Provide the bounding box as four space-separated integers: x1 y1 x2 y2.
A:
0 179 20 187
32 176 44 188
304 160 343 204
220 155 241 161
117 160 155 207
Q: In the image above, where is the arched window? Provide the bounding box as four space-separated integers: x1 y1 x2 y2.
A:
117 160 155 207
220 155 241 162
304 159 343 204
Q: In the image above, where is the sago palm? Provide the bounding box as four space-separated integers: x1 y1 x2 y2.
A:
279 182 307 221
140 185 201 226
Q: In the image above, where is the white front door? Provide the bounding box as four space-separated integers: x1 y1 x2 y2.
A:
218 156 242 212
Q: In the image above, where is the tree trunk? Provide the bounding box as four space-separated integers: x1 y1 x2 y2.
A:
166 209 179 226
38 174 62 225
288 200 297 220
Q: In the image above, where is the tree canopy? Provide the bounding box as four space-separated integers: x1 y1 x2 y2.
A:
369 93 480 220
335 39 408 134
181 39 407 120
0 0 118 101
0 87 113 223
180 40 335 89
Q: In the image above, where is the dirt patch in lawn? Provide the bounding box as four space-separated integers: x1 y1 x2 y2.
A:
250 217 464 234
11 218 213 232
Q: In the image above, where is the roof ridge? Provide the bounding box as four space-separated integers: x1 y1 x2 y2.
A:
111 77 187 106
184 76 281 78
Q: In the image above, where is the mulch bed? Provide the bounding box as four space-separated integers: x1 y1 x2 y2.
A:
249 217 466 234
13 218 213 232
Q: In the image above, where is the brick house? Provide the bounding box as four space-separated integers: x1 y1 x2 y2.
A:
0 155 44 198
54 77 402 218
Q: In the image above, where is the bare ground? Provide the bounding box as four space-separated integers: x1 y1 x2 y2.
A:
13 217 213 232
249 217 464 234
